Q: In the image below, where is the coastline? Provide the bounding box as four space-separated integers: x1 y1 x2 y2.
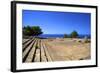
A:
39 34 91 39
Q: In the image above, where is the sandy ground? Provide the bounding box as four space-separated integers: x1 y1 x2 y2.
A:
43 38 91 61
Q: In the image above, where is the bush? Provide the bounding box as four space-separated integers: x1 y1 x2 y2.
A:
63 34 68 38
78 40 82 43
70 30 78 38
84 39 90 43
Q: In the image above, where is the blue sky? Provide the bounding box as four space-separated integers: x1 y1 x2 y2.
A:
22 10 91 35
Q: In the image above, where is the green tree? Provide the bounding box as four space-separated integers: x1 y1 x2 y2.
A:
23 26 33 36
31 26 43 36
63 34 68 38
70 30 78 38
23 26 43 36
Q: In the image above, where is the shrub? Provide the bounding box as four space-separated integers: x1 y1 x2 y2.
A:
70 30 78 38
84 39 90 43
63 34 68 38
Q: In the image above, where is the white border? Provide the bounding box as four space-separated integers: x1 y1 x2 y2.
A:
16 3 96 70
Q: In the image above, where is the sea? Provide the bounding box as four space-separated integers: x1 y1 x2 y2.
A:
38 34 91 39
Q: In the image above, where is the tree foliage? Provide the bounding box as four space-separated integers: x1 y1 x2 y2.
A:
63 34 68 38
70 30 78 38
23 26 43 36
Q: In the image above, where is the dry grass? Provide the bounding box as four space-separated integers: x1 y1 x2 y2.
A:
43 38 91 61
